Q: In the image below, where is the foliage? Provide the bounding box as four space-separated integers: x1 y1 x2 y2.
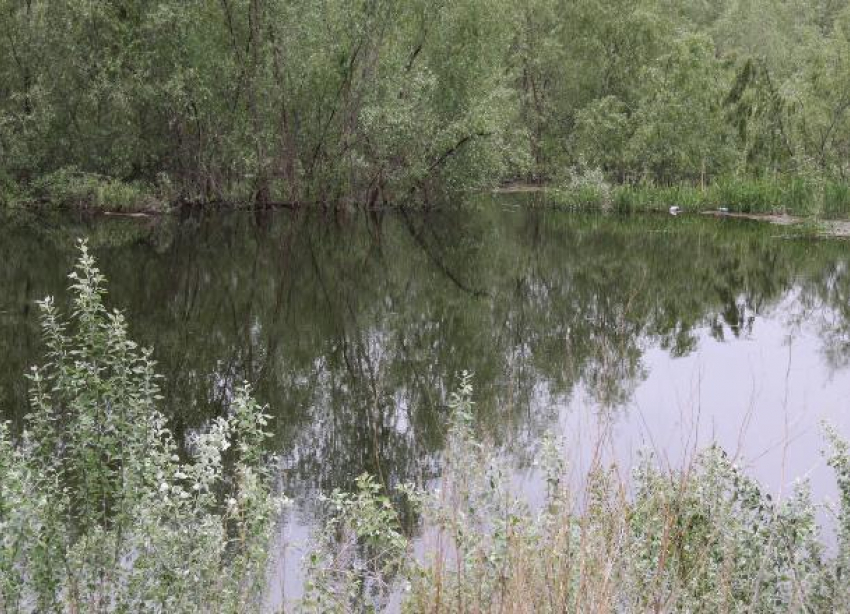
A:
556 166 614 209
0 0 522 208
0 242 284 613
301 473 409 613
627 33 735 183
306 376 850 613
23 167 166 211
4 1 850 208
552 175 850 217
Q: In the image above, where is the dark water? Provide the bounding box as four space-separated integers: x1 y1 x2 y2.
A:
2 198 850 595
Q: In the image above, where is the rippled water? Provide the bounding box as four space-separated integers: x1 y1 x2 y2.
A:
2 197 850 598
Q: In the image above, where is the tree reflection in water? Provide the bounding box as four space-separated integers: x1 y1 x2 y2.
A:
2 199 850 507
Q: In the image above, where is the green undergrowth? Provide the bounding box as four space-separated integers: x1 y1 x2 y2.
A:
2 168 170 212
5 167 850 219
0 243 284 613
303 373 850 613
550 174 850 218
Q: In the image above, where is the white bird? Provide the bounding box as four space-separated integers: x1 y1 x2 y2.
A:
719 207 729 214
669 206 681 216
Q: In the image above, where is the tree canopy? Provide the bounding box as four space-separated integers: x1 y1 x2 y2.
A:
2 0 850 206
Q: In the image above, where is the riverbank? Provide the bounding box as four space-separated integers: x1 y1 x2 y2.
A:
0 169 169 213
543 175 850 219
6 171 850 222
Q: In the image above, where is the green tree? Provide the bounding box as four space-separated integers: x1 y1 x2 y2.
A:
627 33 735 183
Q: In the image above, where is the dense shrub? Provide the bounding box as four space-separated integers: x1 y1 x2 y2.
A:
0 242 284 613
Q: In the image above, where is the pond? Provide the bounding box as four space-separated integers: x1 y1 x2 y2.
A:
2 196 850 598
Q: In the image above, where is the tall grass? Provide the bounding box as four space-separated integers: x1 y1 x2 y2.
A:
304 374 850 613
552 174 850 218
10 167 169 212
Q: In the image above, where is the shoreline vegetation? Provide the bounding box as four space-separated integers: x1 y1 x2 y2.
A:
5 173 850 223
5 245 850 613
549 175 850 219
4 2 850 217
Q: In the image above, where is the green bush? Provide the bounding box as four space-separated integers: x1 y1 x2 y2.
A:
0 242 283 613
26 168 165 211
305 375 850 613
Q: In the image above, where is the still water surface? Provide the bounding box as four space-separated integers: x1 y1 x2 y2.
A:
2 198 850 594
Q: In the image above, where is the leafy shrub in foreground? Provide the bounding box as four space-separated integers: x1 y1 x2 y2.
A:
304 374 850 613
0 241 283 613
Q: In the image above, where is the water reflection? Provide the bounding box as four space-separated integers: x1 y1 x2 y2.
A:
1 201 849 506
